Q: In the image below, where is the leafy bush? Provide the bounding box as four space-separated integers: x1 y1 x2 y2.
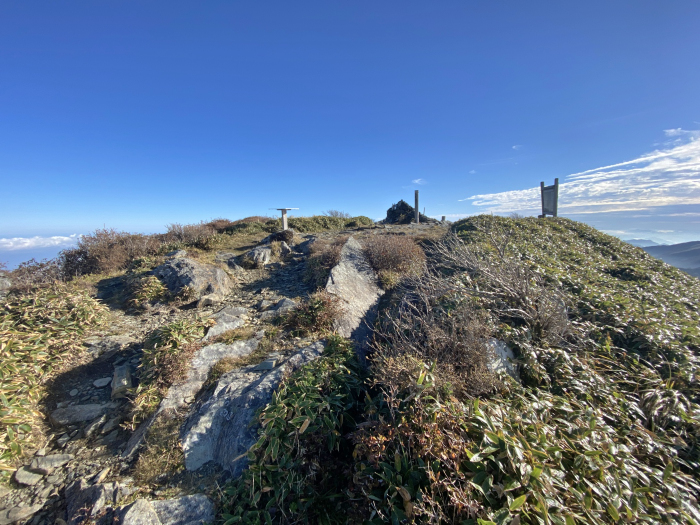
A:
362 234 426 289
128 318 213 425
220 337 367 524
0 285 105 474
271 215 372 233
8 258 63 293
284 291 343 336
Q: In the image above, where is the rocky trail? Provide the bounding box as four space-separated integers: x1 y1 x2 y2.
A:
0 223 446 525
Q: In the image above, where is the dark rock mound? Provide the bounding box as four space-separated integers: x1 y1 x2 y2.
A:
384 200 434 224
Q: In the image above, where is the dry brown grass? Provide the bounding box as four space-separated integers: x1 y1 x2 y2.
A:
133 415 185 486
362 234 426 289
371 277 500 399
304 236 348 289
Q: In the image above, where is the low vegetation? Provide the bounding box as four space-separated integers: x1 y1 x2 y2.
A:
0 285 105 476
220 336 367 524
283 291 343 337
362 234 426 289
218 215 700 524
127 318 214 428
304 236 349 289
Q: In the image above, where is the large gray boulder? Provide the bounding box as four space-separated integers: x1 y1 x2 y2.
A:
153 258 232 306
241 246 272 268
259 297 298 321
181 341 325 476
325 237 384 348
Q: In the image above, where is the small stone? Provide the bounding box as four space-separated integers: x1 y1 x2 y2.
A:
56 401 69 409
69 389 79 397
50 403 118 426
253 358 277 371
14 467 43 486
152 494 215 525
56 434 71 447
93 377 112 388
104 430 119 443
112 365 133 399
101 416 122 434
85 414 107 438
116 498 160 525
29 454 74 475
93 467 110 484
34 448 46 457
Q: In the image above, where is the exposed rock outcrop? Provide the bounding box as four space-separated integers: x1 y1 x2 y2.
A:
325 237 384 349
203 306 249 341
152 258 232 306
181 341 325 476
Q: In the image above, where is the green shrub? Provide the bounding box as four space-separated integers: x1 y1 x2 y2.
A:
0 285 105 474
284 291 343 336
270 215 372 233
128 318 213 425
220 337 367 524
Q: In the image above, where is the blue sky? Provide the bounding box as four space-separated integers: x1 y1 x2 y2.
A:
2 1 699 268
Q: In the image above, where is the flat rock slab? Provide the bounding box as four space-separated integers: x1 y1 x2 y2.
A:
203 306 249 341
325 236 384 347
259 298 298 321
181 341 325 476
29 453 73 475
0 504 43 525
14 466 43 486
152 494 215 525
159 333 265 414
50 403 119 426
93 377 112 388
87 335 136 358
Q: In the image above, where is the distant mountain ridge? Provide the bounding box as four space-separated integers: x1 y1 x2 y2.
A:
643 241 700 278
624 239 661 247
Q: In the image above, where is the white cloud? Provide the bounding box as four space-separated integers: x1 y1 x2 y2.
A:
462 130 700 214
412 178 427 185
0 234 80 251
512 145 523 150
469 170 477 174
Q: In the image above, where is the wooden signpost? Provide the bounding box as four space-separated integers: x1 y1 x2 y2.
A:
539 178 559 218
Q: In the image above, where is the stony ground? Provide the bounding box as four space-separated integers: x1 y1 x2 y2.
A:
0 222 447 525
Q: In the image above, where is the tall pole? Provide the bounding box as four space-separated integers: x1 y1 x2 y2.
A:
281 210 288 230
415 190 419 224
553 178 559 217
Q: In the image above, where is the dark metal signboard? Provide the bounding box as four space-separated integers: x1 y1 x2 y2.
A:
539 178 559 218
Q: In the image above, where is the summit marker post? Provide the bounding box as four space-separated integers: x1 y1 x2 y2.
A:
415 190 419 224
270 208 299 230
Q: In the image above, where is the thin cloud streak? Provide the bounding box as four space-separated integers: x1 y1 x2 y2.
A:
0 235 80 251
462 130 700 214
